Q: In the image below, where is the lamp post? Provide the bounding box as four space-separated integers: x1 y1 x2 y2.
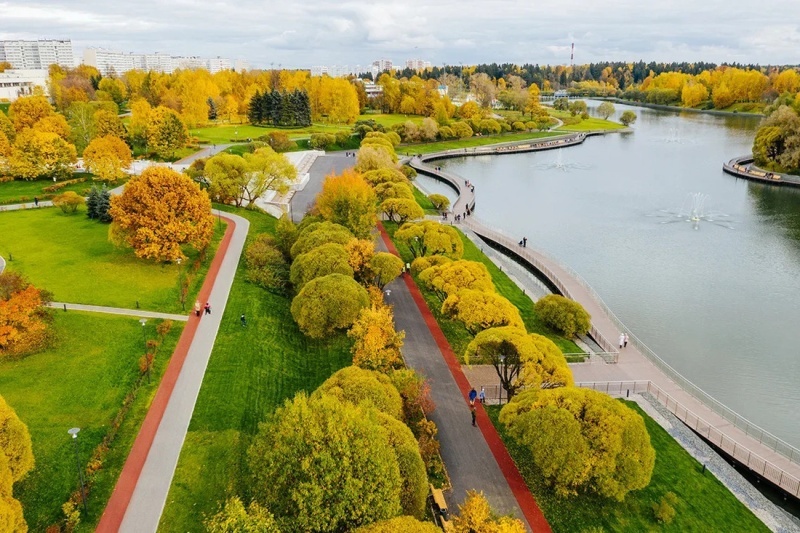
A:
68 428 87 512
140 318 150 383
499 354 506 405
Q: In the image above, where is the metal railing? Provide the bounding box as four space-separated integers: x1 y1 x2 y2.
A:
577 381 800 498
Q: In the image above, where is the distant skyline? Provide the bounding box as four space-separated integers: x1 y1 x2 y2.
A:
2 0 799 69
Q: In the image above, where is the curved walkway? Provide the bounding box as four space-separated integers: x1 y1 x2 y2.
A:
97 213 249 533
413 141 800 504
723 155 800 188
46 302 188 322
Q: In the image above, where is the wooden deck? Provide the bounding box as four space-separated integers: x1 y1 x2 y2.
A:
411 140 800 499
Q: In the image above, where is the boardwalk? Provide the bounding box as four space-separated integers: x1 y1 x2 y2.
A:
412 139 800 501
723 155 800 188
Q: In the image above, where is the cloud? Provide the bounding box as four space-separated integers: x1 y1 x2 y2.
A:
0 0 798 68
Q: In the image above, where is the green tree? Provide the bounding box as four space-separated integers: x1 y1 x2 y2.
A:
244 234 289 295
205 497 280 533
290 274 370 338
597 101 616 119
204 152 249 207
290 242 354 290
274 214 298 260
374 182 414 203
146 106 189 159
395 221 464 259
362 168 408 187
353 516 439 533
619 110 637 126
427 194 450 210
66 101 95 152
248 393 403 532
290 221 353 258
418 260 494 302
373 411 428 518
312 366 403 420
499 387 655 500
533 294 591 338
240 148 296 207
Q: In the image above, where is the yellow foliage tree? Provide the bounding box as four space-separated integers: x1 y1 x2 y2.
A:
0 111 14 143
109 166 214 261
316 169 377 238
418 260 495 302
0 395 35 483
9 128 77 180
345 238 375 283
451 491 526 533
395 221 464 259
8 95 53 132
93 109 128 140
83 135 132 182
348 303 405 372
442 289 524 333
681 81 709 108
146 106 189 159
0 451 27 533
32 114 71 140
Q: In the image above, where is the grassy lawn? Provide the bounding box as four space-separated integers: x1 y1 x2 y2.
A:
0 311 183 531
190 123 350 144
0 207 223 312
557 117 625 132
412 184 438 214
0 174 124 206
158 207 353 532
358 112 424 127
487 402 769 532
383 222 580 360
401 131 560 156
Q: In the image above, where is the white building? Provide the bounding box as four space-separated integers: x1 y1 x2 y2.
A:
0 69 49 101
371 59 393 77
83 48 238 76
234 59 250 72
310 65 329 77
404 59 431 71
206 57 232 73
0 39 74 69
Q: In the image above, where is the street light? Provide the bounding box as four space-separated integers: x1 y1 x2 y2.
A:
139 318 150 383
68 428 87 512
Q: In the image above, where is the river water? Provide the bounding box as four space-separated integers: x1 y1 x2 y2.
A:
426 103 800 448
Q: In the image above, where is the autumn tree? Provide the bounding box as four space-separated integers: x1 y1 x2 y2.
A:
362 168 408 187
204 152 249 206
596 101 616 119
83 135 132 181
93 109 128 140
0 272 52 358
0 451 27 533
204 497 280 533
315 170 378 238
355 146 396 173
499 387 655 500
274 215 299 259
8 95 53 132
0 395 35 483
52 191 85 213
395 221 464 259
418 260 494 302
9 129 77 180
312 366 403 419
290 274 370 338
380 198 424 223
0 111 14 143
146 106 189 159
354 516 439 533
451 491 526 533
370 252 404 288
619 110 637 126
752 105 800 171
289 221 353 258
34 114 71 140
349 304 405 372
442 289 524 333
427 194 450 211
248 393 403 532
345 239 375 283
240 148 296 207
290 242 354 290
109 166 214 262
534 294 591 338
374 182 414 203
244 234 290 295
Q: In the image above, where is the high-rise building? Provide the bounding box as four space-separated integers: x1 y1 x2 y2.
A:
83 48 240 76
405 59 431 71
372 59 393 73
0 39 74 69
310 65 329 77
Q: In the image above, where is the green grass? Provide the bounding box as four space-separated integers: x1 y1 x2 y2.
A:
0 207 223 312
400 131 560 155
190 123 349 145
0 174 124 206
383 222 580 359
487 402 769 532
0 312 183 531
0 102 9 114
158 207 353 532
412 184 438 214
358 112 424 127
557 117 625 132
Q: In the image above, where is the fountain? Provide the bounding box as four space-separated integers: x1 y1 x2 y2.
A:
649 193 734 230
533 149 588 172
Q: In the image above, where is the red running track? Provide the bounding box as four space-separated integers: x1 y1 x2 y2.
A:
378 222 551 532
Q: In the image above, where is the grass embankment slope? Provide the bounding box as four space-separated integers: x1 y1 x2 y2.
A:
487 402 768 532
0 174 125 206
158 207 352 532
401 131 560 155
0 207 223 312
383 221 581 358
0 312 183 531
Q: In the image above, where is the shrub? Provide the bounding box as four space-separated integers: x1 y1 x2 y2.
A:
52 191 85 213
427 194 450 210
400 165 417 180
244 234 290 294
410 255 451 275
309 133 336 150
290 273 369 338
652 492 678 524
313 366 404 420
380 197 424 222
290 242 353 290
267 131 296 152
533 294 591 338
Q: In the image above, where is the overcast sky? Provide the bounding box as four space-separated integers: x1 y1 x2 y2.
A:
2 0 799 69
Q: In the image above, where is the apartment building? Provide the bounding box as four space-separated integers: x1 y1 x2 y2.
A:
0 39 74 69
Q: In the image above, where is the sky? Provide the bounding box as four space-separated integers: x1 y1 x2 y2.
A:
2 0 800 69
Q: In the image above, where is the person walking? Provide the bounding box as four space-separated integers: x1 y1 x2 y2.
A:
240 314 247 327
33 196 39 207
624 333 629 348
619 332 625 349
194 301 201 317
522 237 527 247
479 386 486 404
204 302 212 315
469 387 477 405
471 405 477 427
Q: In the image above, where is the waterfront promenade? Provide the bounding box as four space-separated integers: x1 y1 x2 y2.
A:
723 155 800 188
410 138 800 501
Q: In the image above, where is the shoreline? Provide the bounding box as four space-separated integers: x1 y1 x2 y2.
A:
596 97 765 118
